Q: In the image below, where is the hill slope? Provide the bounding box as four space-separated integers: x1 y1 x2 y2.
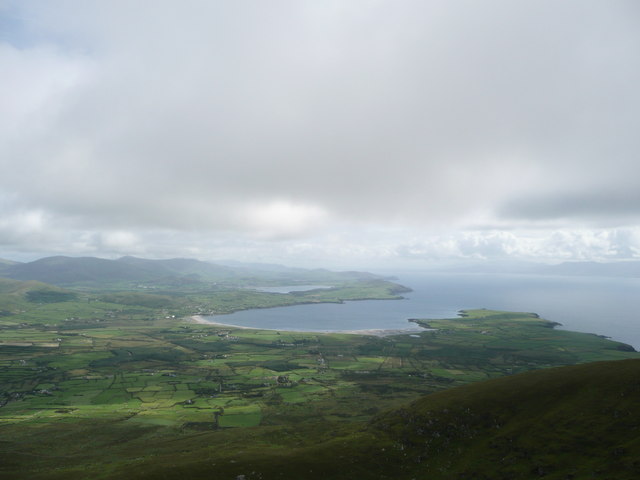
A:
372 357 640 479
0 258 20 266
118 359 640 480
0 277 77 314
2 256 150 284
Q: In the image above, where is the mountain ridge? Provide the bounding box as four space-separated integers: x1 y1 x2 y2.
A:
0 255 383 287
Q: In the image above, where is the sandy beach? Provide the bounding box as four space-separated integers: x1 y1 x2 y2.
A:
189 315 255 330
188 315 422 337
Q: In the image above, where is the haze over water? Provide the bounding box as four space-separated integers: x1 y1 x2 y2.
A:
207 273 640 350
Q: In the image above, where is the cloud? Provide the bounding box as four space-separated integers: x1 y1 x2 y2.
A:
242 200 329 239
500 190 640 226
393 228 640 264
1 1 639 262
93 230 142 252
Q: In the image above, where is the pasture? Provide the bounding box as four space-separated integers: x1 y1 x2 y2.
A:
0 285 637 479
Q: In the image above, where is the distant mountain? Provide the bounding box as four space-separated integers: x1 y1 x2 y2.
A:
0 255 240 286
214 259 307 272
435 259 543 275
439 260 640 278
0 258 21 266
2 256 151 285
0 255 383 287
0 258 21 277
116 256 238 279
540 260 640 278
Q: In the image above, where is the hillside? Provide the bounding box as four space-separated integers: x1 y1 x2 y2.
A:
119 359 640 480
372 357 640 479
0 258 20 266
0 277 77 314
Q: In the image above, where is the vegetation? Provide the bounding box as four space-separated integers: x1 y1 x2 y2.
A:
0 262 638 478
108 358 640 480
370 357 640 479
0 256 388 289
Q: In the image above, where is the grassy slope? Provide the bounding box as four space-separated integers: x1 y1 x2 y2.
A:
0 278 77 316
1 257 410 315
113 359 640 480
374 357 640 479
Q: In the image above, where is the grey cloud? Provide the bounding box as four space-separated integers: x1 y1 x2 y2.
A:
500 190 640 225
394 228 640 263
1 1 640 262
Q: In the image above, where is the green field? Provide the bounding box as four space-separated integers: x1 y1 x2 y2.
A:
0 276 637 479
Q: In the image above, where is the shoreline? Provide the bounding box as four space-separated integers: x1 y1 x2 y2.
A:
188 315 423 337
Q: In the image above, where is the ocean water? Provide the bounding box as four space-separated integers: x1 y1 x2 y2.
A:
204 273 640 350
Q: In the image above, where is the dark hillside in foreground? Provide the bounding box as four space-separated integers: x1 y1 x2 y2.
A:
119 359 640 480
372 357 640 479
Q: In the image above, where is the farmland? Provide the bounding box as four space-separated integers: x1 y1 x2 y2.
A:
0 272 637 478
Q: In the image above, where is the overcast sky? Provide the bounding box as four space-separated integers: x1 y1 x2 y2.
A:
1 0 640 268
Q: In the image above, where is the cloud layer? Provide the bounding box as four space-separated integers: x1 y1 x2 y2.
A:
1 1 639 263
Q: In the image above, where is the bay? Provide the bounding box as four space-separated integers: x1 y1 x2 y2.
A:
204 272 640 350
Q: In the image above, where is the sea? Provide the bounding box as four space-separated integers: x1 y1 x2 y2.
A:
203 272 640 350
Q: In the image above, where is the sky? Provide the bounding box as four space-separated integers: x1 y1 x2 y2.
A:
1 0 640 268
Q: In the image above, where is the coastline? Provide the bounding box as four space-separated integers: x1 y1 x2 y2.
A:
189 315 256 330
188 315 423 337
